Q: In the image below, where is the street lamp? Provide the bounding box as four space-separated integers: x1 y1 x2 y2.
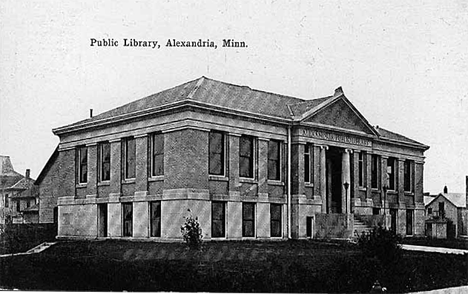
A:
343 182 349 214
383 185 388 229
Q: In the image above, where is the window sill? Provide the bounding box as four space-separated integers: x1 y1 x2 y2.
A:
75 183 87 189
371 188 380 192
98 181 110 187
358 187 367 191
305 183 314 188
387 190 398 195
404 192 415 196
240 178 257 184
122 179 135 184
209 175 229 181
267 180 284 186
148 176 164 182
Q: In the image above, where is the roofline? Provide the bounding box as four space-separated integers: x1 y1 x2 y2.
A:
35 145 59 185
53 100 295 136
298 93 380 137
425 193 462 208
375 136 430 150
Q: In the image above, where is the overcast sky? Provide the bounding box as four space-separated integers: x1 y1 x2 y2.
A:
1 0 467 194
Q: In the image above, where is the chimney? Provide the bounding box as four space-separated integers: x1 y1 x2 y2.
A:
90 109 93 118
25 169 30 179
443 185 448 194
334 86 343 96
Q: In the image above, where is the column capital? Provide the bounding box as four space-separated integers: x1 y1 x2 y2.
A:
344 148 353 154
319 145 329 150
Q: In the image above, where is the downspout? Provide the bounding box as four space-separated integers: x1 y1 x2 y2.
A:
287 126 292 239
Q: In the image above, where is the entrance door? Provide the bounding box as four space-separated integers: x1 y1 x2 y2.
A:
327 147 342 213
306 216 314 238
98 204 108 237
406 209 413 236
390 209 397 233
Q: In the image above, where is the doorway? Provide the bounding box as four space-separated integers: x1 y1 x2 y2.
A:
326 147 342 213
98 204 108 237
390 209 397 233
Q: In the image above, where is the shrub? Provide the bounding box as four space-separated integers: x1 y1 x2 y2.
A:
180 209 203 250
357 225 402 265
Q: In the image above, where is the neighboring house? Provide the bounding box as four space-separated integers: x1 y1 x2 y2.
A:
425 183 467 238
48 77 429 240
0 155 38 224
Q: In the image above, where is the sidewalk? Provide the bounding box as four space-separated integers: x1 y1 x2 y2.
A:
401 244 468 255
0 242 56 258
411 285 468 293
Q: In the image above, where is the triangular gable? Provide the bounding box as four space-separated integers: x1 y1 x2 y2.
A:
426 194 459 209
300 95 378 136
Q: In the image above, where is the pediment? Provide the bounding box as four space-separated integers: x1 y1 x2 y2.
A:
302 98 376 135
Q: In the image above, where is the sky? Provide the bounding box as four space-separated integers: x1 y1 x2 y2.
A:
1 0 467 194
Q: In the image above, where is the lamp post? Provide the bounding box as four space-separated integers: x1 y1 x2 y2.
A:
343 182 349 213
383 185 388 229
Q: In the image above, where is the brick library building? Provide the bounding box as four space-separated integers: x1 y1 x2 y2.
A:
48 77 429 240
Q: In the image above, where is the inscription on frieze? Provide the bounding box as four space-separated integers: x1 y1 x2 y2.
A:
300 129 372 147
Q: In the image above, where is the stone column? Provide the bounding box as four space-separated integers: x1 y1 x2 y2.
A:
109 139 122 197
381 156 388 209
341 149 351 214
366 153 372 201
86 143 98 197
291 143 304 196
398 158 405 204
352 150 360 209
313 145 321 197
135 134 148 196
320 146 328 213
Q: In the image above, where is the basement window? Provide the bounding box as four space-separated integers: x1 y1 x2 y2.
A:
150 201 161 237
242 202 255 237
212 201 226 238
122 203 133 237
270 204 282 237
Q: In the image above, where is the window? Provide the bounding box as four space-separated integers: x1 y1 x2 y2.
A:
404 160 414 192
306 217 314 238
151 133 164 176
268 140 281 180
242 202 255 237
406 209 413 235
4 194 8 208
212 201 226 238
428 207 432 215
122 203 133 237
239 135 254 178
209 131 225 175
77 146 88 184
371 154 380 189
373 208 380 215
304 145 311 183
16 200 20 212
26 200 31 208
270 204 282 237
150 201 161 237
98 142 111 182
358 151 366 187
387 157 396 190
123 137 136 179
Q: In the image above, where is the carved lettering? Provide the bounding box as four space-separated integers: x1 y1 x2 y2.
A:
300 129 372 147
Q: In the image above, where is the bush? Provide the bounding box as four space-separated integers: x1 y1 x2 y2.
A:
357 225 402 265
180 209 203 250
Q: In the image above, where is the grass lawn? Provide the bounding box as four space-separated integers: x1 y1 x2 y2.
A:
1 239 467 292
